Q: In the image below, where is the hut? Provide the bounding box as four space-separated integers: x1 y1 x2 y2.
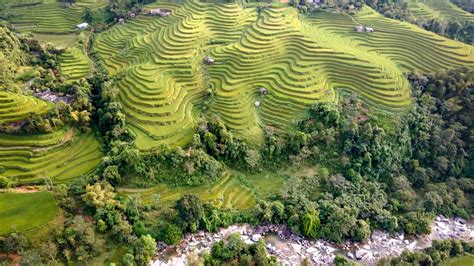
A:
204 56 215 65
355 25 364 32
76 23 89 30
365 27 375 32
259 87 268 95
118 18 125 24
254 101 261 107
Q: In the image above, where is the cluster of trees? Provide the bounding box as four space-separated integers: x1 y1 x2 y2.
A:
0 79 94 134
363 0 473 44
203 233 276 266
387 239 473 265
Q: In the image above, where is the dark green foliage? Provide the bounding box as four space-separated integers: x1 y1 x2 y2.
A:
0 176 9 188
53 216 105 262
0 233 28 254
390 239 473 265
203 234 275 266
124 235 156 266
176 194 204 232
153 222 183 245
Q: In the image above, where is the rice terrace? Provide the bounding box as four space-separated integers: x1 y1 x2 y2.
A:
0 0 473 265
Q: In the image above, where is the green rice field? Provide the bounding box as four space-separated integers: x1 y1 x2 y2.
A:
0 191 58 235
92 1 474 150
0 128 102 184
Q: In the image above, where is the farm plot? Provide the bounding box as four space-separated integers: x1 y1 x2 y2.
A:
0 91 49 124
0 128 102 184
0 191 58 235
93 1 473 149
304 6 474 74
93 1 257 149
405 0 474 23
119 173 256 210
59 47 92 82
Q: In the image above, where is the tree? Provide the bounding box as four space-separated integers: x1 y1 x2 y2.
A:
129 235 156 265
351 220 371 242
0 176 9 188
19 250 43 266
154 222 183 245
176 195 203 232
0 233 28 254
302 211 320 239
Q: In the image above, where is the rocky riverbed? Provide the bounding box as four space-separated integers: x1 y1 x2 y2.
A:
150 216 473 266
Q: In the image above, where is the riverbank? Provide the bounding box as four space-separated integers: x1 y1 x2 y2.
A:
151 216 473 265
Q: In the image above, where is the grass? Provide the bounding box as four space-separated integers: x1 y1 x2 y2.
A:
442 254 474 266
33 33 78 48
0 191 58 235
92 1 473 150
119 172 257 210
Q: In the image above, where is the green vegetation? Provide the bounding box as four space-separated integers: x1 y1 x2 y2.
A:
388 239 473 265
203 233 276 266
59 47 92 83
120 172 256 210
0 192 58 235
0 129 102 184
443 254 474 266
0 1 472 265
0 91 49 124
93 1 473 149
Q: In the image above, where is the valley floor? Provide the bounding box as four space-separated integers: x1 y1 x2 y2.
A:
152 216 473 265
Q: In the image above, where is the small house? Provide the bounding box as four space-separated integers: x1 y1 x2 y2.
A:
204 56 215 65
129 13 136 18
355 25 364 32
76 23 89 30
365 27 375 32
254 101 261 107
259 87 268 95
118 18 125 24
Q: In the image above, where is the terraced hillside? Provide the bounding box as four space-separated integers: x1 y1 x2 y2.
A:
59 47 92 82
304 6 474 73
0 91 49 124
405 0 474 22
120 173 256 210
93 1 474 150
0 128 102 184
0 0 106 34
93 1 257 149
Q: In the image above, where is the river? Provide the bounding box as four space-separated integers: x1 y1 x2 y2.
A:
151 216 473 265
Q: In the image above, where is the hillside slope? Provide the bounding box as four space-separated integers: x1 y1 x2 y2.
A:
93 1 474 150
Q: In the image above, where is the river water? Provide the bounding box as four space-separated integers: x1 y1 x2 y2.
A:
151 216 473 266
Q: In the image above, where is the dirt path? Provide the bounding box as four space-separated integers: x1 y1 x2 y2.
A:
33 128 74 152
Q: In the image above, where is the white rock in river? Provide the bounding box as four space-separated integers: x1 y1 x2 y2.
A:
306 247 317 254
347 252 355 259
252 234 262 242
292 243 302 254
355 249 368 260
